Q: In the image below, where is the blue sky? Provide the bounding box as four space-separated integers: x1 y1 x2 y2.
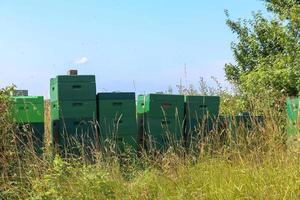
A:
0 0 267 97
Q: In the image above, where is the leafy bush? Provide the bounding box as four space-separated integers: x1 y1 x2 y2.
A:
0 86 16 192
225 0 300 101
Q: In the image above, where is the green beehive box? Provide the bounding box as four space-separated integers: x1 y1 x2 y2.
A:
286 97 299 136
11 96 45 154
235 113 264 129
50 75 96 101
215 114 264 145
97 92 138 148
137 94 185 150
138 115 184 150
184 95 220 145
98 101 136 118
51 100 97 120
49 73 97 156
11 96 44 123
98 92 135 100
142 117 183 136
98 116 137 137
185 96 220 119
97 92 136 118
16 122 45 154
137 94 185 120
52 118 97 155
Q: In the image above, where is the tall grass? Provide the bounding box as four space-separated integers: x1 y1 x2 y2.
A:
1 84 300 199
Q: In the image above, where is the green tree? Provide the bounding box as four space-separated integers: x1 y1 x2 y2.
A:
225 0 300 97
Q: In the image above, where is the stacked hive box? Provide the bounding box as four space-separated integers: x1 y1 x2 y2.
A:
286 97 299 136
185 96 220 146
234 113 264 131
97 92 138 151
216 113 264 142
11 96 44 154
50 74 97 154
137 94 185 150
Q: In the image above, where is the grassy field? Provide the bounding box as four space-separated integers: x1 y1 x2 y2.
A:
3 143 300 199
9 150 298 200
1 88 300 199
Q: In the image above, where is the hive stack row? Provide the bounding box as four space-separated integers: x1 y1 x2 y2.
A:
10 72 267 155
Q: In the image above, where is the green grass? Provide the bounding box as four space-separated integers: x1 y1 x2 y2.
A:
8 150 299 200
3 131 300 200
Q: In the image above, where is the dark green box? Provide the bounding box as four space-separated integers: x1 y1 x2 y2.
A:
185 95 220 145
98 116 137 137
49 74 97 156
50 75 96 101
137 94 185 150
137 94 185 120
51 100 97 120
97 93 138 149
138 115 184 150
97 92 136 118
16 122 44 155
98 92 135 100
185 95 220 119
11 96 44 123
234 113 264 131
216 114 264 141
52 118 97 155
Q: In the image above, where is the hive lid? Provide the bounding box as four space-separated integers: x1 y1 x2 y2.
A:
12 96 44 104
51 75 96 83
185 95 220 103
97 92 135 100
148 93 184 101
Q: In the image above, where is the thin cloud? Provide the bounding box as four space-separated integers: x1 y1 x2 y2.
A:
74 56 88 65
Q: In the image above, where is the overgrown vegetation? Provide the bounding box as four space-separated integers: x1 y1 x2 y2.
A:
0 86 17 194
225 0 300 110
1 1 300 199
1 81 299 199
